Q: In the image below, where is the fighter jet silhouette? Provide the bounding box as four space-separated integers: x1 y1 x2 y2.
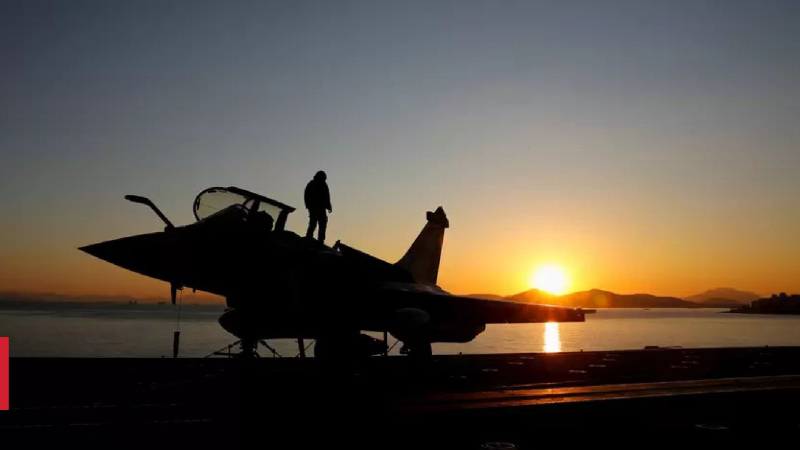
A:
81 186 584 358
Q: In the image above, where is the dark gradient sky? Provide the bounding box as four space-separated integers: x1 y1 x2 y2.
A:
1 1 799 298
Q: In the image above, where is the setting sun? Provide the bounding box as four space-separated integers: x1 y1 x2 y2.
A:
531 264 569 295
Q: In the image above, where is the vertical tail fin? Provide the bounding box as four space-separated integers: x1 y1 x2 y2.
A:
395 207 449 285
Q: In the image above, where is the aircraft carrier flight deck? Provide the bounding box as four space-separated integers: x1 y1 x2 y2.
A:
5 346 800 448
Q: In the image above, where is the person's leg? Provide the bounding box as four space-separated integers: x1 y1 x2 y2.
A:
318 211 328 244
306 211 317 238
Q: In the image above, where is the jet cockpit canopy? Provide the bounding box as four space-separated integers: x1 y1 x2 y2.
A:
193 186 296 231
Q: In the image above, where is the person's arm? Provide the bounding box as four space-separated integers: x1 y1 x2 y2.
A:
323 184 332 212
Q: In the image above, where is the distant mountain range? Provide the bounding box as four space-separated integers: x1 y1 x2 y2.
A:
3 287 762 309
467 287 763 309
683 287 761 306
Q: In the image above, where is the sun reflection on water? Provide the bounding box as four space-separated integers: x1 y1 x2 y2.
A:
544 322 561 353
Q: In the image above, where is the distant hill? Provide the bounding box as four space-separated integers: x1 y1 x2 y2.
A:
467 287 771 309
467 289 560 305
504 288 556 304
467 288 705 308
465 293 505 301
685 288 760 305
691 297 743 308
507 289 697 309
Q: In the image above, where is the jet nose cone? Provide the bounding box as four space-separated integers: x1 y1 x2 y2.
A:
79 241 118 262
80 233 176 282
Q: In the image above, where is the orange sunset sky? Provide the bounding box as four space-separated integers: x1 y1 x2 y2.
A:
1 2 799 301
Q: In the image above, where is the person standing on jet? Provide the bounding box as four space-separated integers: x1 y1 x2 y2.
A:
304 170 332 244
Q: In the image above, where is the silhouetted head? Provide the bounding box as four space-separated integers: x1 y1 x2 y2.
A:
314 170 327 182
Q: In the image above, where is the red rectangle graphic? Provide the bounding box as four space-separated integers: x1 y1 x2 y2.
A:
1 338 8 410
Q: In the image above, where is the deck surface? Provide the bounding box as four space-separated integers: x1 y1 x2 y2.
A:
4 347 800 447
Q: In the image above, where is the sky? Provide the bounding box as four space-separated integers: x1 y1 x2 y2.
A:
1 0 799 300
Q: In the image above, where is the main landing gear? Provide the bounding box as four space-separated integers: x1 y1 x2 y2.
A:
209 339 291 358
207 335 429 359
